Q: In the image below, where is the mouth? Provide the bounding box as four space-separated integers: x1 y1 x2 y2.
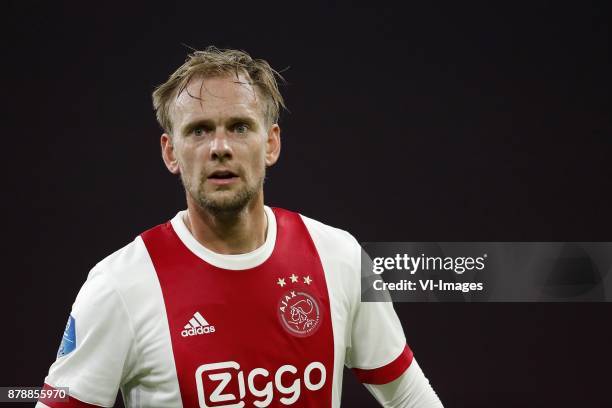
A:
207 170 240 186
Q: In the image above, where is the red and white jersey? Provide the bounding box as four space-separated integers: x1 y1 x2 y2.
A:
38 207 413 407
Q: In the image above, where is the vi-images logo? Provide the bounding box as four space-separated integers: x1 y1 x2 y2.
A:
181 311 216 337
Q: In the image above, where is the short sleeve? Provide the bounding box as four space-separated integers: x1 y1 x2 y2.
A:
38 268 136 407
345 246 414 385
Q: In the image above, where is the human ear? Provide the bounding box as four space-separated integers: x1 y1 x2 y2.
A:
265 124 281 167
161 133 180 175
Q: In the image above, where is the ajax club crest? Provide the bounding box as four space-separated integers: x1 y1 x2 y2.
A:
278 291 321 337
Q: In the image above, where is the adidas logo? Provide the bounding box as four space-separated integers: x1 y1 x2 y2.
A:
181 312 216 337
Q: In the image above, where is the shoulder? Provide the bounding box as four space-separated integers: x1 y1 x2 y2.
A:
89 235 153 287
75 233 160 324
297 211 360 256
71 235 150 310
284 210 362 282
285 210 363 311
75 231 166 338
67 237 151 334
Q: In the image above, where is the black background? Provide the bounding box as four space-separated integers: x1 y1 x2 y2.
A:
3 1 611 407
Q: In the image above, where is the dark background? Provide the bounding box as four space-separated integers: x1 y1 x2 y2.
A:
3 1 611 407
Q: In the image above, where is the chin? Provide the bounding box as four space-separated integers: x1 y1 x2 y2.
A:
197 190 254 214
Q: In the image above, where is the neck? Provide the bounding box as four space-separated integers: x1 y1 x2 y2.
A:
183 194 268 255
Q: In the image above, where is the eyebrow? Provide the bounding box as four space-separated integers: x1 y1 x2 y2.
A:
180 116 259 135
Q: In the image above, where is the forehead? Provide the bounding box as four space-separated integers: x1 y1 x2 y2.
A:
172 74 264 130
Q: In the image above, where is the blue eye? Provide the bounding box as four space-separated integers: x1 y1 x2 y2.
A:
234 124 249 134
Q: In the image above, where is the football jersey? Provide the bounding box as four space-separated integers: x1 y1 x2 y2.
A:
38 207 413 407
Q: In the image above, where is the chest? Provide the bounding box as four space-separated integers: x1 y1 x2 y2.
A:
142 217 337 407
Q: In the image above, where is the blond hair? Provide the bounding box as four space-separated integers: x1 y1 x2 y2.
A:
152 46 286 133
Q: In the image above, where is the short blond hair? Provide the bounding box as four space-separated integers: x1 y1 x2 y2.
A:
152 46 286 134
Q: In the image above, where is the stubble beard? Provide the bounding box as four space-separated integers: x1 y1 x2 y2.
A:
183 171 265 216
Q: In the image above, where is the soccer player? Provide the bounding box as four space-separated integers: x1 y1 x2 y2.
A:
37 47 443 407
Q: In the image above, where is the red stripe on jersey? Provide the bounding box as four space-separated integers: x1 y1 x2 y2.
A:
352 344 413 385
38 383 102 408
141 207 335 407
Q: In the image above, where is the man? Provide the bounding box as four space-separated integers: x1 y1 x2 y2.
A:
38 47 443 407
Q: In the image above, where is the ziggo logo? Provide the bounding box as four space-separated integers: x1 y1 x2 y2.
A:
195 361 326 407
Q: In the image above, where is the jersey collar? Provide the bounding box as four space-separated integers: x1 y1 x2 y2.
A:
170 205 277 270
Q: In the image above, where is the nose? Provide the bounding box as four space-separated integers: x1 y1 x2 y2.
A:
209 128 233 161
